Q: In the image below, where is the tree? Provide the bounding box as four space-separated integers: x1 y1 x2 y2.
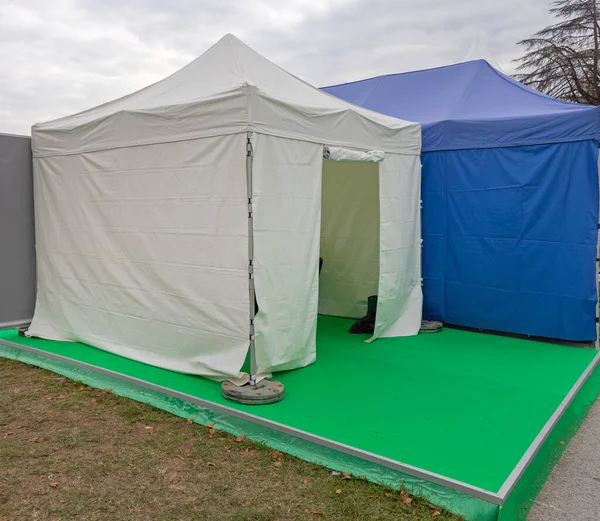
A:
514 0 600 104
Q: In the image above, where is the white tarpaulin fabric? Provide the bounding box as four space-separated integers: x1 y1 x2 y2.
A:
323 146 385 163
252 134 322 374
28 134 251 377
372 153 423 339
28 33 422 378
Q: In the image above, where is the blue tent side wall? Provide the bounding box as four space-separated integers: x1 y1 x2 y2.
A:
422 140 599 341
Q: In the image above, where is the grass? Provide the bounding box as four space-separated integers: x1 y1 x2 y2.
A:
0 358 461 521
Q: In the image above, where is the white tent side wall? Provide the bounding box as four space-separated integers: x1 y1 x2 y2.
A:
28 132 251 378
373 153 423 339
252 134 323 375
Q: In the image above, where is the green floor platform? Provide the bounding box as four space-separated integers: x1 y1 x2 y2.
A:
1 316 599 521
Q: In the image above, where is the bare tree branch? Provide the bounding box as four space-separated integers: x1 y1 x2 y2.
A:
514 0 600 104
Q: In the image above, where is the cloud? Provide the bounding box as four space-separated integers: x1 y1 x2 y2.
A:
0 0 552 135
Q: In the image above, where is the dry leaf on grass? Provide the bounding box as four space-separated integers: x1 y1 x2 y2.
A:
186 418 193 425
271 450 284 461
385 492 392 498
403 496 413 506
90 398 97 405
342 472 351 480
335 489 342 495
58 395 65 399
273 462 281 468
235 435 246 443
374 494 381 499
49 482 58 488
208 429 217 435
312 509 324 516
303 480 308 485
432 511 441 518
207 462 216 467
205 422 215 428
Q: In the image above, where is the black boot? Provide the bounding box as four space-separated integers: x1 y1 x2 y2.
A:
349 296 377 335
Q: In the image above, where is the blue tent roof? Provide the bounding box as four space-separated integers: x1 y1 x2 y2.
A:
323 60 600 152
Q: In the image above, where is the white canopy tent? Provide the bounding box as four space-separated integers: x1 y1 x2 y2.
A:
28 34 423 381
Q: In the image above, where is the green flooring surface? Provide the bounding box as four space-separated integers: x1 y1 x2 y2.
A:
0 316 595 494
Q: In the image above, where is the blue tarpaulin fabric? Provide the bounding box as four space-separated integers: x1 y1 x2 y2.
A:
323 60 600 152
422 142 598 341
323 61 600 340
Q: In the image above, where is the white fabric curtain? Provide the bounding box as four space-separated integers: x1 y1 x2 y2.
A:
372 153 423 339
28 133 251 378
252 134 323 375
323 146 385 163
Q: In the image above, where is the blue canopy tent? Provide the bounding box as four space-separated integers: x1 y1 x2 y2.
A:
324 60 600 341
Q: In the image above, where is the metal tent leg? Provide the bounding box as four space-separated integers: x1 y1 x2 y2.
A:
221 132 284 405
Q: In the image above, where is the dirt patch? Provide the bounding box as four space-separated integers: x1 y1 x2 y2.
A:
0 358 460 521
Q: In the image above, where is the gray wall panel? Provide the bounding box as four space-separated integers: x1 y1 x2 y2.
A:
0 133 35 329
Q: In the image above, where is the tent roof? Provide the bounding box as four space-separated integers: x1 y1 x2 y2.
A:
323 59 600 152
33 35 420 157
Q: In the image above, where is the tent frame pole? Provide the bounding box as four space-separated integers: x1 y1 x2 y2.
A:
247 132 258 383
222 133 282 404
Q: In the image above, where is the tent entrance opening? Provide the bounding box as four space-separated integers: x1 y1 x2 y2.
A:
318 160 380 320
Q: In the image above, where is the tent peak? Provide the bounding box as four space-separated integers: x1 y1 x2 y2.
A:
460 37 505 73
214 33 245 45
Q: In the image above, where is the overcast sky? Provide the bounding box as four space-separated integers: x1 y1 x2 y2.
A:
1 0 553 135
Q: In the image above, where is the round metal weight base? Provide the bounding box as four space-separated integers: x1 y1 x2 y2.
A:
420 320 443 334
221 379 285 405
